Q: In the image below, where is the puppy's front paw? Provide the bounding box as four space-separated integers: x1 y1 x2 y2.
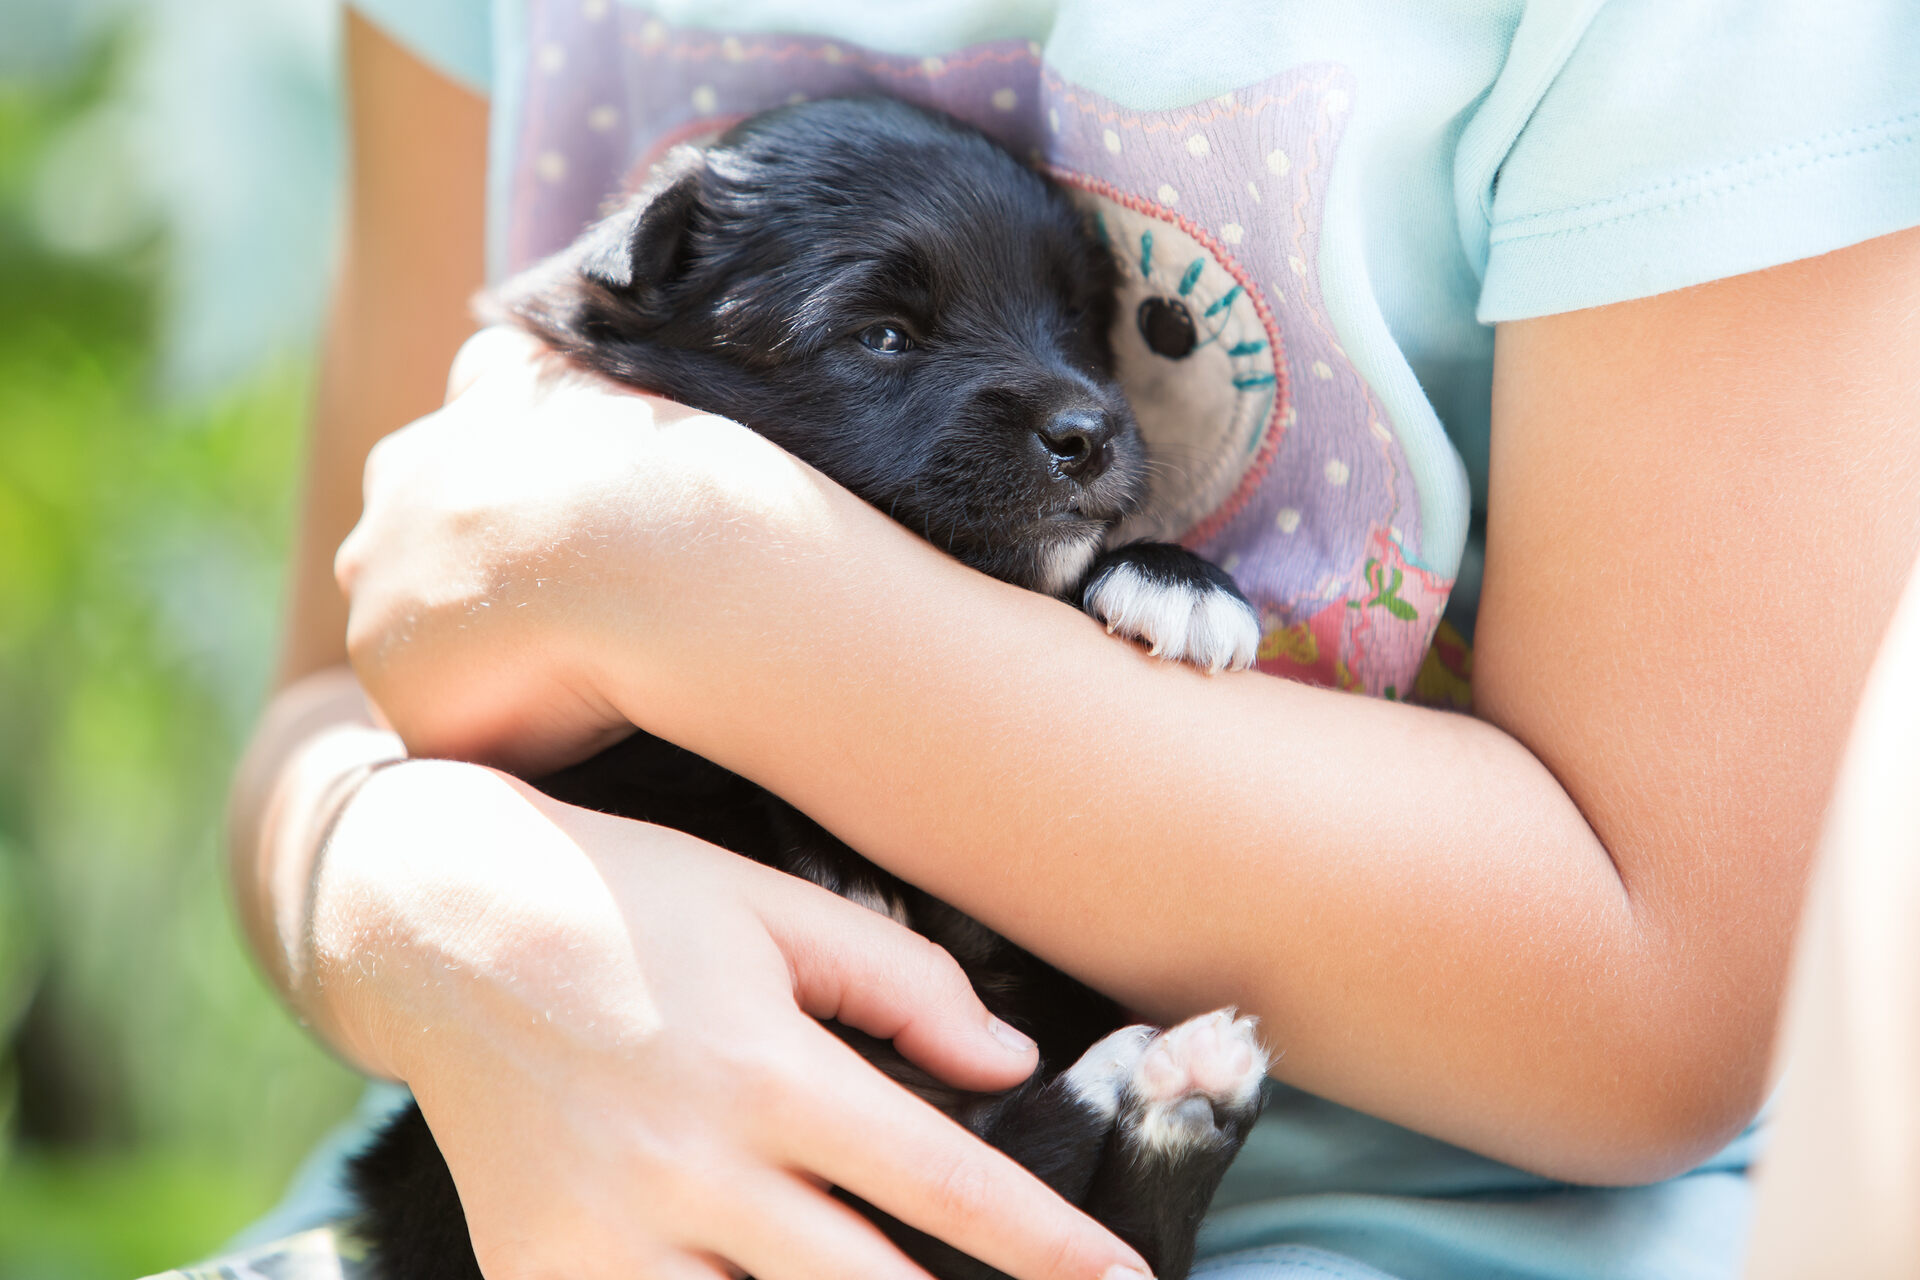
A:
1124 1009 1269 1158
1082 544 1260 674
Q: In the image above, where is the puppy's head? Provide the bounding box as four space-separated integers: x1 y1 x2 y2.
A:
499 97 1146 596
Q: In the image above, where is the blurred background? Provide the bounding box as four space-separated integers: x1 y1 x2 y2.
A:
0 0 365 1274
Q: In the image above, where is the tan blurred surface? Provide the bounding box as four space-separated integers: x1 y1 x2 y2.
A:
1748 555 1920 1277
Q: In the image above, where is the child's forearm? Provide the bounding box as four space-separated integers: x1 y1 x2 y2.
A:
611 522 1708 1185
228 666 406 1070
601 229 1920 1187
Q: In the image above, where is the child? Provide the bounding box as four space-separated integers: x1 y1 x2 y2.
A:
211 3 1920 1279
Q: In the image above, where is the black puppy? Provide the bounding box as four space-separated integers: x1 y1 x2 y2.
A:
350 97 1269 1280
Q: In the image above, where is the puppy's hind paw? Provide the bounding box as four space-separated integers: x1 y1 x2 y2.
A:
1058 1024 1161 1123
1123 1009 1269 1158
1081 543 1260 675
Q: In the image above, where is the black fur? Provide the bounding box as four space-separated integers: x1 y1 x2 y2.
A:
349 97 1263 1280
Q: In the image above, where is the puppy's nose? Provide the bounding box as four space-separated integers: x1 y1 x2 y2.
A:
1037 409 1116 481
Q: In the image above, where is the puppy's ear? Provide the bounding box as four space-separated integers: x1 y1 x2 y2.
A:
479 144 709 363
577 145 707 294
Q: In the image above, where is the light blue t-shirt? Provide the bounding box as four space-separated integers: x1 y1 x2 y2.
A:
313 2 1920 1278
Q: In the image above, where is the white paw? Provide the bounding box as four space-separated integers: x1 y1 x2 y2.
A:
1127 1009 1269 1155
1084 564 1260 674
1059 1024 1159 1122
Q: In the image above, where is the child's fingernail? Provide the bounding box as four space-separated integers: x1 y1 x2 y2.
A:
1103 1266 1154 1280
989 1017 1036 1052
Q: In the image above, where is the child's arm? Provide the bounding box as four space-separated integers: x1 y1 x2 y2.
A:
274 11 486 689
342 226 1920 1186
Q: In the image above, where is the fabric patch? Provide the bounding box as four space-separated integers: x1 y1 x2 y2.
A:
502 7 1451 696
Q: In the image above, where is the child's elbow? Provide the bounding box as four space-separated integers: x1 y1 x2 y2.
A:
1547 1020 1773 1188
1587 1086 1765 1188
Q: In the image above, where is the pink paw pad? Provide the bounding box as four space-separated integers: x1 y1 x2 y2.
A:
1136 1009 1265 1104
1127 1009 1269 1153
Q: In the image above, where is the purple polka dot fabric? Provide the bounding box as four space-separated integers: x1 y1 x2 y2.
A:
502 6 1456 701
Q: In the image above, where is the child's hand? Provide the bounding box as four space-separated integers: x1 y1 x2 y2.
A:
316 757 1152 1280
335 325 838 773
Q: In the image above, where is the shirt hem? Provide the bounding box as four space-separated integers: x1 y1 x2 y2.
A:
1477 122 1920 322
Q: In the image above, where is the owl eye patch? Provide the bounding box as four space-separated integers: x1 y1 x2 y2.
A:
1137 296 1197 359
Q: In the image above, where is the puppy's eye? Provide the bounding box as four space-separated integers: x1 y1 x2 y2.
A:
857 323 913 354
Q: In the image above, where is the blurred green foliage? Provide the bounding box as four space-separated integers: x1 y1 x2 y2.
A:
0 30 362 1280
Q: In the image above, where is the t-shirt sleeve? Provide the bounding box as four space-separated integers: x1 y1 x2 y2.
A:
1471 0 1920 323
347 0 493 95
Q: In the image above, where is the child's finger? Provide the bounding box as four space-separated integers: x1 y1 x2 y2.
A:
777 1032 1153 1280
756 868 1040 1093
703 1170 940 1280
